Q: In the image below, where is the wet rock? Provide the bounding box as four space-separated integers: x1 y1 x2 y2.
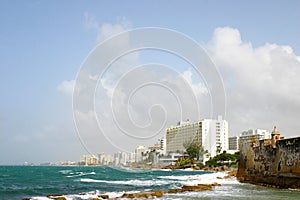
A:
121 192 154 199
222 165 228 171
181 184 213 192
227 169 237 177
193 166 201 170
212 182 221 186
153 190 164 197
202 167 210 171
120 184 217 198
166 188 182 193
99 194 109 199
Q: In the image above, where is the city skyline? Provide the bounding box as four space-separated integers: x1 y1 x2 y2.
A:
0 1 300 165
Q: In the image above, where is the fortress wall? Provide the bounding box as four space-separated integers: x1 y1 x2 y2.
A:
237 137 300 188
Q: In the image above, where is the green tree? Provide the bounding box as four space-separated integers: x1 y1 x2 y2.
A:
183 140 204 161
206 151 239 167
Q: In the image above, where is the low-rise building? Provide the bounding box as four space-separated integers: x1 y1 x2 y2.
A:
239 129 270 148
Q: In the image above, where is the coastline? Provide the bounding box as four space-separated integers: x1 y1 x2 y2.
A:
23 171 236 200
2 165 298 200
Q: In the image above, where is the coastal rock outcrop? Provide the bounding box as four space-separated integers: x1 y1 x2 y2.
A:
120 183 216 198
26 183 221 199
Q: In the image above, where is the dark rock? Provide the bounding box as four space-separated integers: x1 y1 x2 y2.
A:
166 188 182 193
153 190 164 197
181 184 213 192
212 182 221 186
119 183 220 198
222 165 228 171
226 169 237 177
98 194 109 199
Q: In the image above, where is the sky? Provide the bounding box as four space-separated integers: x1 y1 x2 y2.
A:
0 0 299 164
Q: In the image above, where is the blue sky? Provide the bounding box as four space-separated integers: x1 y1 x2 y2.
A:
0 0 299 164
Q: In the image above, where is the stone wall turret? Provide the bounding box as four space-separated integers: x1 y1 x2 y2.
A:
271 126 280 148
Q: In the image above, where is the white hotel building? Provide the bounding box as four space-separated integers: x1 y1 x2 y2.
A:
166 116 229 160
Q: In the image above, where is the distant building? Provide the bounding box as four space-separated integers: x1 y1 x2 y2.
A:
158 138 167 155
239 129 270 148
98 153 113 165
128 152 135 164
229 136 239 150
80 155 99 166
166 116 229 160
114 152 121 165
135 145 146 163
159 153 183 165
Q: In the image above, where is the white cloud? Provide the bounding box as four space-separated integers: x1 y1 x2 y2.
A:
57 80 75 95
84 12 99 30
84 12 131 43
182 69 208 96
208 27 300 136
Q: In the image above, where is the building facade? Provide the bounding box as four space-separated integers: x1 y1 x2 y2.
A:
158 138 166 155
166 116 229 159
239 129 270 148
135 145 146 163
229 136 240 150
80 155 99 166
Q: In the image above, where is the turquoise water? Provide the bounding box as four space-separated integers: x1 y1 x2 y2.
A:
0 166 299 199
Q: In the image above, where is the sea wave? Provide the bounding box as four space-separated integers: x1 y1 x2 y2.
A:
66 171 96 178
79 172 239 187
159 172 239 185
107 166 152 173
58 169 73 174
79 178 171 186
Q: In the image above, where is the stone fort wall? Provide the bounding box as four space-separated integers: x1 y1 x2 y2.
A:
237 129 300 188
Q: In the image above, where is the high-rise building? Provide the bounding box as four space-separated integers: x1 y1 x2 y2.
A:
159 138 167 155
135 145 146 163
98 153 113 165
128 152 136 164
80 155 99 165
229 136 240 150
166 116 229 159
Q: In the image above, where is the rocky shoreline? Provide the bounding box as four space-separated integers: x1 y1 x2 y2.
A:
23 170 237 200
161 163 233 172
26 183 220 200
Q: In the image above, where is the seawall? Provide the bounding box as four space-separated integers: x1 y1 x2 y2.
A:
237 136 300 188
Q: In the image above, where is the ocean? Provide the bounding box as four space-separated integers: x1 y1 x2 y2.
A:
0 166 299 200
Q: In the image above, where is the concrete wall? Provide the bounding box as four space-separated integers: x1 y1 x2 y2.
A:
237 137 300 188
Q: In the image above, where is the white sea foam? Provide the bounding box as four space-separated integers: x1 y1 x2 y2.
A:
151 168 172 171
57 191 125 200
159 172 239 185
109 166 152 173
31 198 51 200
66 171 96 178
79 172 239 187
80 178 171 186
59 169 73 174
31 171 241 200
178 168 195 171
